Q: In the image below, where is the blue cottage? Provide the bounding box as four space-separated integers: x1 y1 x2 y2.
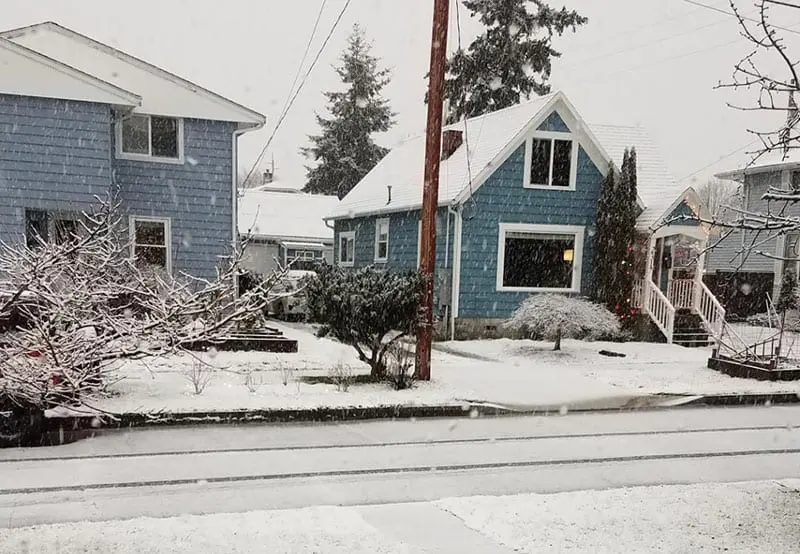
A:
327 92 723 342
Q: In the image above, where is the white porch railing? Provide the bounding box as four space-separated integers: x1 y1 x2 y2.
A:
633 277 725 344
667 279 694 310
645 281 676 343
697 280 726 339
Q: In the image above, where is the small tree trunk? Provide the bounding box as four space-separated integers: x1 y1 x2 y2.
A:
553 328 562 351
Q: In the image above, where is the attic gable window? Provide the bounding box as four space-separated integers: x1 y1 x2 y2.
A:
524 133 577 190
118 114 184 163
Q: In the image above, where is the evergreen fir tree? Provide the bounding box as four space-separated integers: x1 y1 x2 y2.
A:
442 0 587 123
592 148 638 321
302 25 394 199
777 269 798 315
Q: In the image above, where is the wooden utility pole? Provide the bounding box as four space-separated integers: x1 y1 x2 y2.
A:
415 0 450 381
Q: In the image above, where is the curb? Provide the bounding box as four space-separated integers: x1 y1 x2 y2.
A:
41 392 800 434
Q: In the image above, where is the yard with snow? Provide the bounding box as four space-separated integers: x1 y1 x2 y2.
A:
55 321 800 417
2 480 798 553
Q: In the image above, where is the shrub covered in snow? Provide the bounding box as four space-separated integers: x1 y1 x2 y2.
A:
305 265 424 378
505 294 621 351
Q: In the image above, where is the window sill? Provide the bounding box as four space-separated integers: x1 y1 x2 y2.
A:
373 258 388 264
523 183 576 192
338 261 355 268
116 152 185 165
496 286 578 293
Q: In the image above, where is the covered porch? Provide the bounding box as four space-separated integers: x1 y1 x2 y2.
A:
632 208 725 346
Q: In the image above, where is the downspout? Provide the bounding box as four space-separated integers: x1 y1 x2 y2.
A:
448 205 462 341
231 128 248 295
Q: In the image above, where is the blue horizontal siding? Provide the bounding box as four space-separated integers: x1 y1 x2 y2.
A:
113 118 236 281
458 144 603 319
537 110 570 132
0 94 113 240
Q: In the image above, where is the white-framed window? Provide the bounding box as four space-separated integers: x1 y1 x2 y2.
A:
496 223 584 292
339 231 355 267
130 216 172 273
374 218 389 263
523 132 578 190
116 114 184 163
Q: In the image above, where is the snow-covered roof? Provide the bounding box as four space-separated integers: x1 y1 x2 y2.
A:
1 22 264 128
715 147 800 181
590 124 682 230
238 189 338 242
329 93 560 219
329 92 682 231
0 37 140 107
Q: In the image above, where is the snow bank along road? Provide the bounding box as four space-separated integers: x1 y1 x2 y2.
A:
1 405 799 527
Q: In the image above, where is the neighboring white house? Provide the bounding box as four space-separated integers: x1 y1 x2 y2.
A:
238 185 338 276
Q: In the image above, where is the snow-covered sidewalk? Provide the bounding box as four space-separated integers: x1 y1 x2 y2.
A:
58 322 800 417
2 480 798 553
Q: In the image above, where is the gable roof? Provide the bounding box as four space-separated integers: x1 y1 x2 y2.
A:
329 92 682 231
239 189 338 242
715 148 800 181
2 22 264 128
589 124 682 230
0 37 140 107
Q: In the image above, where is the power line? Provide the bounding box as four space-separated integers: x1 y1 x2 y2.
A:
681 0 800 36
242 0 352 186
765 0 800 8
678 139 759 181
559 10 754 72
453 0 476 213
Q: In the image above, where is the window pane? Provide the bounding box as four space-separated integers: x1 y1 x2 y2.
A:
341 236 353 262
792 171 800 191
151 117 179 158
530 139 551 186
54 219 78 245
121 115 149 155
552 140 572 187
135 220 166 246
378 241 388 259
25 210 48 247
503 234 575 288
135 246 167 268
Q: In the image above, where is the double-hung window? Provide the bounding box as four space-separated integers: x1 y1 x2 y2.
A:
131 217 171 272
496 223 584 292
525 135 576 189
339 231 355 267
118 114 183 162
25 210 81 248
374 218 389 263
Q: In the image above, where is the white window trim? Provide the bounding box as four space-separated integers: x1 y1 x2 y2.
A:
522 131 578 191
417 220 422 267
339 231 355 267
496 223 584 293
374 218 389 263
129 216 172 274
115 114 185 165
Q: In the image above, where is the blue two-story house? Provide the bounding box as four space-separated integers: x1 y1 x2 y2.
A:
0 22 265 281
328 92 725 343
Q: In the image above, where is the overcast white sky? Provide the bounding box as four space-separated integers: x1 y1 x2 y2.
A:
6 0 800 189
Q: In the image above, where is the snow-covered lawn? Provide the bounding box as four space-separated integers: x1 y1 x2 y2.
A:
2 481 798 553
59 322 800 416
438 480 800 553
0 506 414 554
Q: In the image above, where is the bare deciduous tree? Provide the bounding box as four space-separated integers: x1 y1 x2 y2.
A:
717 0 800 164
0 196 287 413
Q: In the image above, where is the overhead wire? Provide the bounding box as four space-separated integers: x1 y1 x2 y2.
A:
242 0 352 187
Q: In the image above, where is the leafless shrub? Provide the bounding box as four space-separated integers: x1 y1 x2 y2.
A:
385 343 415 391
185 361 213 395
243 370 263 393
279 362 295 387
329 362 353 392
0 193 289 412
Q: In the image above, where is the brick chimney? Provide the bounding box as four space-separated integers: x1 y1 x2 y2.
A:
441 129 463 161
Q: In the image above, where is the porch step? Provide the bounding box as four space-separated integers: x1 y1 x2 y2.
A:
673 328 711 348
